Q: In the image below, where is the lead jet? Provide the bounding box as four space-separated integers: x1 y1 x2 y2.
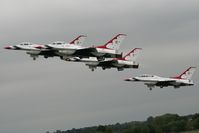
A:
34 35 87 60
4 42 54 60
124 67 196 90
4 35 87 60
85 48 142 71
74 34 126 61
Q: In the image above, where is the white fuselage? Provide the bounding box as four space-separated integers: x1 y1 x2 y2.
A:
16 44 52 56
4 42 57 60
92 48 116 56
133 75 171 82
129 75 194 87
75 58 138 71
112 60 135 67
15 44 42 51
47 43 84 56
65 57 110 65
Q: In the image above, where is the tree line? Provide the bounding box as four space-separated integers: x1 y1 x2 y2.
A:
48 113 199 133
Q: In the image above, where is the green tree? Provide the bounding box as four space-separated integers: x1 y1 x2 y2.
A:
147 116 154 123
140 125 150 133
121 127 133 133
106 127 113 133
147 124 163 133
192 117 199 129
132 126 141 133
96 125 106 132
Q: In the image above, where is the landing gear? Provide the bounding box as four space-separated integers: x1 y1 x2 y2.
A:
97 57 105 61
65 58 71 61
44 55 48 59
88 65 96 72
174 86 180 89
117 67 124 71
146 84 154 91
30 54 38 61
102 67 106 70
60 56 64 60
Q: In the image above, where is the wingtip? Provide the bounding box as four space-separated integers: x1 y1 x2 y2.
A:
136 48 142 50
132 48 142 51
117 33 127 36
79 35 87 37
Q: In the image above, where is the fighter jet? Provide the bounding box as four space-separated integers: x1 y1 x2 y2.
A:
35 35 87 60
74 34 126 61
4 42 54 60
124 67 196 90
4 35 87 60
84 48 142 71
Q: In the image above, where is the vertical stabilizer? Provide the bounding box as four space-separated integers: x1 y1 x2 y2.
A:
173 67 196 80
103 34 127 50
69 35 87 45
123 48 142 61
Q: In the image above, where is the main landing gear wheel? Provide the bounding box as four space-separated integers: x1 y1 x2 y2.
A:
44 56 48 59
97 57 105 61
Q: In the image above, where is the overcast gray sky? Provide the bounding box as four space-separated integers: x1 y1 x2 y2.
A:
0 0 199 133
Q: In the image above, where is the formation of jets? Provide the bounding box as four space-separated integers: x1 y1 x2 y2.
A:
4 34 141 71
4 34 196 90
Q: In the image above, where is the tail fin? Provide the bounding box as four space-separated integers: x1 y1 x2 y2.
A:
69 35 87 45
123 48 142 61
104 34 127 50
172 67 196 80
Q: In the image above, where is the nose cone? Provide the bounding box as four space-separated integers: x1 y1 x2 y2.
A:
124 78 132 81
34 45 44 49
124 77 138 81
45 44 54 49
4 46 13 49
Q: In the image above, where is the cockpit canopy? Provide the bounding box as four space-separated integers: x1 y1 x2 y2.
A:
19 42 33 45
140 74 155 77
52 41 65 45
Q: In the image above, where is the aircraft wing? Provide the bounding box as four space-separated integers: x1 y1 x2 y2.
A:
74 47 97 57
158 78 176 82
144 79 176 89
39 50 58 57
97 60 116 67
142 79 176 84
97 60 140 70
154 79 177 86
75 48 122 58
